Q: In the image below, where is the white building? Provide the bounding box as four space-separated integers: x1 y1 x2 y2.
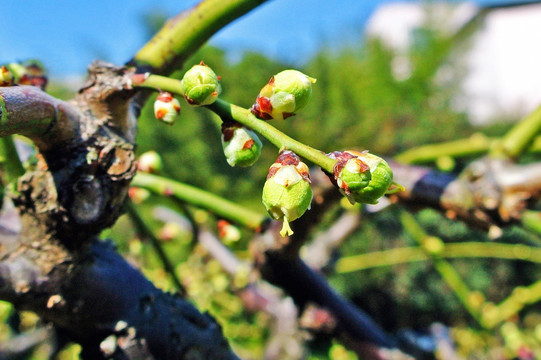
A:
365 2 541 124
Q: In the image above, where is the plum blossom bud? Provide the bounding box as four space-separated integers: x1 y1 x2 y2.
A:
0 66 14 86
221 121 262 167
137 150 163 173
217 220 242 244
153 92 181 125
158 222 182 242
328 150 393 205
262 151 312 237
251 69 316 120
128 187 151 204
6 61 48 89
181 61 222 106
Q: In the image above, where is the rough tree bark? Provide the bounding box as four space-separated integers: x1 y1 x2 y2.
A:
0 1 269 358
0 63 238 359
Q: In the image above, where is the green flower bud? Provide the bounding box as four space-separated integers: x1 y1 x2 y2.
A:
0 66 13 86
251 69 316 120
5 63 26 79
181 61 222 106
221 121 262 167
328 150 393 205
153 92 181 125
137 150 163 173
262 151 312 237
7 60 48 89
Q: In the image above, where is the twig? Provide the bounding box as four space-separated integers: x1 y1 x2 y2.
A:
336 242 541 273
302 211 361 270
0 326 54 359
125 201 186 296
131 0 268 75
495 104 541 159
132 172 267 231
398 208 485 328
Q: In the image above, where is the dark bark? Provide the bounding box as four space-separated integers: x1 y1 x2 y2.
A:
390 159 541 229
0 62 237 359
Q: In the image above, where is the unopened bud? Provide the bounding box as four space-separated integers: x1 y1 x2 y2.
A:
137 150 163 173
0 66 13 86
328 150 393 205
158 222 182 242
181 61 221 106
217 220 241 244
9 60 48 89
251 69 316 120
262 151 312 236
128 187 151 204
221 122 262 167
153 92 181 125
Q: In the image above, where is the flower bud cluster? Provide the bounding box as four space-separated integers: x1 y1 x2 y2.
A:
251 70 316 120
328 150 393 205
153 92 181 125
262 150 312 236
221 121 262 167
1 61 48 89
181 61 221 106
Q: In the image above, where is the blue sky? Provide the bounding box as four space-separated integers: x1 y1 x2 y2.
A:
0 0 382 77
0 0 533 77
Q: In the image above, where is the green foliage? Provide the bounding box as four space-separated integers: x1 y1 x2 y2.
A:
130 19 501 356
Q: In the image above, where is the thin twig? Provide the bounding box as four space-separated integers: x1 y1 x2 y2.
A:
125 201 186 296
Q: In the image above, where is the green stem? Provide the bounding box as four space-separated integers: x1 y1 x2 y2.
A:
394 133 493 164
132 75 336 171
493 104 541 159
135 74 184 95
398 209 486 328
483 279 541 329
132 0 267 74
521 210 541 236
125 201 186 295
132 172 267 231
0 135 24 184
336 242 541 273
208 99 336 172
394 133 541 165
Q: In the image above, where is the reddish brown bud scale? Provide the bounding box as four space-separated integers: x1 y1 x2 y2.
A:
250 99 273 120
155 109 167 119
217 220 229 238
242 139 255 150
331 152 368 187
156 92 174 102
276 151 300 166
266 163 281 179
221 121 242 142
282 112 295 119
130 73 149 85
296 162 312 183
